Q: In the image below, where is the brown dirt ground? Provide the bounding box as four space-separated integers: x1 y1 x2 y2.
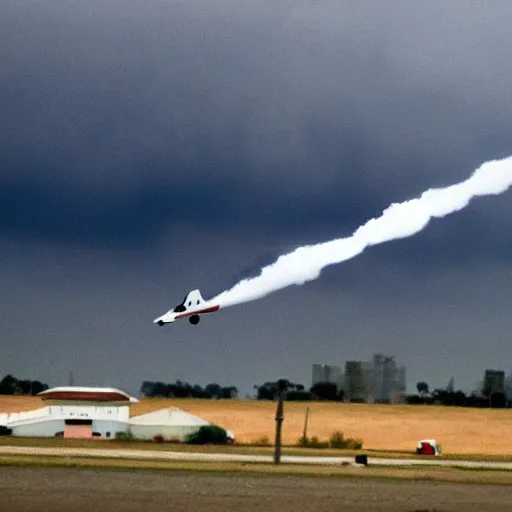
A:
2 395 512 454
0 466 512 512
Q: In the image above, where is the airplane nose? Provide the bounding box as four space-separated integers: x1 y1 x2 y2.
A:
156 320 165 326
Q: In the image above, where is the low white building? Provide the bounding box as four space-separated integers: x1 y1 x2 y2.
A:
129 407 210 440
0 386 224 441
0 387 136 439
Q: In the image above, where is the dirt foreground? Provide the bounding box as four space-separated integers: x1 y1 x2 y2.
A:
1 466 512 512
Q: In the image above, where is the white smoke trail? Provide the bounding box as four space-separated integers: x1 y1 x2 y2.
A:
212 156 512 309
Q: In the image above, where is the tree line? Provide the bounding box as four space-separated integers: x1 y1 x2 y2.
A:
253 379 508 408
140 380 238 399
0 375 49 396
407 381 507 408
1 372 507 408
254 380 344 401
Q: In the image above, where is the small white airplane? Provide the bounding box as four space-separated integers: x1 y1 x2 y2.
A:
153 289 220 326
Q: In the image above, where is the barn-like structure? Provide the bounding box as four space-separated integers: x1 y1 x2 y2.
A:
0 386 219 441
0 387 136 439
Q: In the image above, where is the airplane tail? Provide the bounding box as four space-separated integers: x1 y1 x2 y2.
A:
183 289 206 308
173 289 206 313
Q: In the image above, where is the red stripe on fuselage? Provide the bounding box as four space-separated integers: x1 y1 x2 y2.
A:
175 305 220 319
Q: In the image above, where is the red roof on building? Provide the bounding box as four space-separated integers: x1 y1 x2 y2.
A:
38 387 137 403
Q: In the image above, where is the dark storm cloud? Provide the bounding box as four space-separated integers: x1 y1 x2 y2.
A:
4 161 510 272
2 0 512 194
0 160 383 248
2 0 512 253
2 0 512 395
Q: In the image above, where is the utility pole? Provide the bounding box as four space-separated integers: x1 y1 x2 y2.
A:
274 379 287 464
302 406 310 441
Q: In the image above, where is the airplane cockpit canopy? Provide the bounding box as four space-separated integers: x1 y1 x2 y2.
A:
173 296 188 313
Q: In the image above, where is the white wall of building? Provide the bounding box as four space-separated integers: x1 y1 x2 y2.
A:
1 405 130 438
129 407 210 441
1 405 212 441
12 420 65 438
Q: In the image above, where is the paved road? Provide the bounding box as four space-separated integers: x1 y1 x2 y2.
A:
1 445 511 469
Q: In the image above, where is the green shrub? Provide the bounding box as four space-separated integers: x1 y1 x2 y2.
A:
297 435 310 447
185 425 229 445
0 426 12 436
308 436 329 449
298 431 363 450
296 435 328 449
328 431 363 450
344 437 363 450
115 430 135 441
328 431 345 449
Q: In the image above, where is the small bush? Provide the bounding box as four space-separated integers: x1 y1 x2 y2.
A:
185 425 229 445
328 431 363 450
296 435 329 449
298 431 364 450
344 437 363 450
328 431 345 449
308 436 329 449
115 430 135 442
0 426 12 436
152 434 165 443
251 435 271 447
297 435 310 447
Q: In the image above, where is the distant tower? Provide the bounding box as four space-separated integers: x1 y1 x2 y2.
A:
370 354 398 403
483 369 505 395
312 364 342 390
396 365 407 400
344 361 371 402
69 371 74 387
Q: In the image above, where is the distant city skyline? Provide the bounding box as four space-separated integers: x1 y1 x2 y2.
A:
312 354 406 403
1 362 510 401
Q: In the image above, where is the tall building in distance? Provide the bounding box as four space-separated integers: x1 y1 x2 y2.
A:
483 369 505 396
314 354 407 403
370 354 407 403
344 361 372 402
311 364 343 391
396 365 407 397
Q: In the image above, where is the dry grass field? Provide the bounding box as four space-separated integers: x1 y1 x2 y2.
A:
0 396 43 413
131 399 512 454
2 396 512 455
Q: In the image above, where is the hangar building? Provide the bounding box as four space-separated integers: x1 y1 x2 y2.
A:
0 387 137 439
130 407 209 440
0 386 218 441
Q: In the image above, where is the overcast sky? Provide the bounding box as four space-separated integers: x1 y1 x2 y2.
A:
2 0 512 397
